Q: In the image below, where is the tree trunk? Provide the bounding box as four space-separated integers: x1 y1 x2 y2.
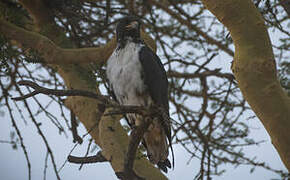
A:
201 0 290 171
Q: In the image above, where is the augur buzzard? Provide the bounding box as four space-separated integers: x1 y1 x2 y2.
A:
106 16 173 172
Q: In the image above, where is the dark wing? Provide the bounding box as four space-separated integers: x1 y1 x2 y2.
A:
139 45 174 170
138 45 172 141
138 45 169 112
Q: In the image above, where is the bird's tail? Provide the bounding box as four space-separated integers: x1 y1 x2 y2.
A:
143 117 171 172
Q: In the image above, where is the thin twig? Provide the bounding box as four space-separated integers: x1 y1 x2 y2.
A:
43 151 49 180
58 143 79 173
70 110 83 144
0 83 32 180
79 138 93 170
13 83 60 180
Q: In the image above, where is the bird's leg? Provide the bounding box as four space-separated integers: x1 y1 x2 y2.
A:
116 118 151 180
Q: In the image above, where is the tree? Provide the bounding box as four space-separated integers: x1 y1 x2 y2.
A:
0 0 289 179
202 0 290 171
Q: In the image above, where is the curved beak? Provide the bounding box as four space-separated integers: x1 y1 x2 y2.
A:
125 21 139 29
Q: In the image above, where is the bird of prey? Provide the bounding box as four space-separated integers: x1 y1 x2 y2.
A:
106 16 173 172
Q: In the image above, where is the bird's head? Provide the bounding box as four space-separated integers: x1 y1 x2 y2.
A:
116 16 141 43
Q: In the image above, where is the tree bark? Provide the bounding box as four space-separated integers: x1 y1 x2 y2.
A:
201 0 290 171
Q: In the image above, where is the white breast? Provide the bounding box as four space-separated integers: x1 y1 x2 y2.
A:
106 42 148 106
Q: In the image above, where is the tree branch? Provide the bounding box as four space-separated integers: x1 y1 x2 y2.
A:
0 19 156 65
68 151 107 164
70 111 83 144
167 69 235 81
201 0 290 171
280 0 290 17
0 18 115 64
149 0 234 57
12 80 111 102
116 120 151 180
12 80 157 116
99 111 167 180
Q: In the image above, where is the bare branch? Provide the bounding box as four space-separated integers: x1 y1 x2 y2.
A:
68 151 107 164
116 120 151 180
167 69 235 81
70 111 83 144
149 0 234 57
12 80 161 116
0 83 32 180
0 18 115 64
12 80 112 103
280 0 290 17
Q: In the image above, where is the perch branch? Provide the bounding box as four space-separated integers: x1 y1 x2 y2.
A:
68 151 107 164
12 80 159 116
115 120 150 180
12 80 112 103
